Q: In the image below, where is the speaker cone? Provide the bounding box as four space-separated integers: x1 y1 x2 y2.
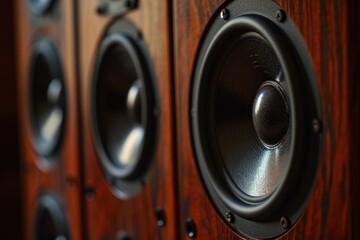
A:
27 0 55 15
91 21 157 197
29 39 65 158
191 1 321 238
35 194 70 240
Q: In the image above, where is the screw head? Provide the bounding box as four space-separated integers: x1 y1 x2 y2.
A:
84 184 95 200
276 9 286 22
225 212 234 223
280 217 290 229
96 3 108 15
220 8 229 20
312 119 322 133
155 208 166 227
185 218 196 238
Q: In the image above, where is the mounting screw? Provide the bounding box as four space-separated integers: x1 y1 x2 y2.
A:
220 8 230 20
280 217 290 229
225 212 234 223
96 3 108 15
312 119 322 133
84 184 95 200
155 207 166 227
276 9 286 22
185 218 196 238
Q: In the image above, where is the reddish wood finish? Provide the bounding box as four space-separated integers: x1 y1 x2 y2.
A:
0 1 21 239
15 1 83 239
173 0 360 239
78 1 177 239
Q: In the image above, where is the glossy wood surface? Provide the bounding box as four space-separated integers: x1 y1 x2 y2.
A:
77 0 177 239
15 1 82 239
173 0 360 239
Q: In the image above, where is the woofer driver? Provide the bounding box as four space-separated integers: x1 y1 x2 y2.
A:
29 38 66 158
91 20 158 198
191 0 322 238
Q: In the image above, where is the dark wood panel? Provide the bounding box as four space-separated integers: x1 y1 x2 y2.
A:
15 1 83 239
0 2 21 239
78 1 177 239
173 0 360 239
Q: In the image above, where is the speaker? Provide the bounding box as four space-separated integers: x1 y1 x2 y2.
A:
174 0 360 239
77 0 177 239
15 0 82 239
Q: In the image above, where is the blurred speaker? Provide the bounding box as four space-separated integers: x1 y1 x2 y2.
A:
35 193 70 240
77 0 177 239
29 38 65 159
15 0 82 239
91 21 158 197
174 0 360 239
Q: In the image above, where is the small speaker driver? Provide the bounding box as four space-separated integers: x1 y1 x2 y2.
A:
29 38 66 159
35 193 70 240
91 20 158 198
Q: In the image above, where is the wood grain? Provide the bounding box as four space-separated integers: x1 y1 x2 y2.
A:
173 0 360 239
15 1 83 239
77 0 177 239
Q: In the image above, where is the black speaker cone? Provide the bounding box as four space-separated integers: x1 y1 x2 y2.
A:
30 39 65 157
191 1 321 238
35 194 70 240
211 33 293 200
92 21 157 197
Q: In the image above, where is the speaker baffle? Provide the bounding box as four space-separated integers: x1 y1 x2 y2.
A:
91 20 157 198
35 193 70 240
27 0 55 15
29 39 65 159
191 1 321 238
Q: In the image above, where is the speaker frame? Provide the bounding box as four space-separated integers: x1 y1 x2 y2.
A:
78 0 177 238
190 1 322 238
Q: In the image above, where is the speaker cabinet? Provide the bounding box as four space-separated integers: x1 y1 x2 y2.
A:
15 0 82 239
174 0 360 239
78 0 176 239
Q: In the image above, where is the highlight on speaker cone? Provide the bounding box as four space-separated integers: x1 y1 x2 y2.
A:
191 1 322 238
27 0 55 15
35 193 70 240
91 20 158 198
29 39 66 158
